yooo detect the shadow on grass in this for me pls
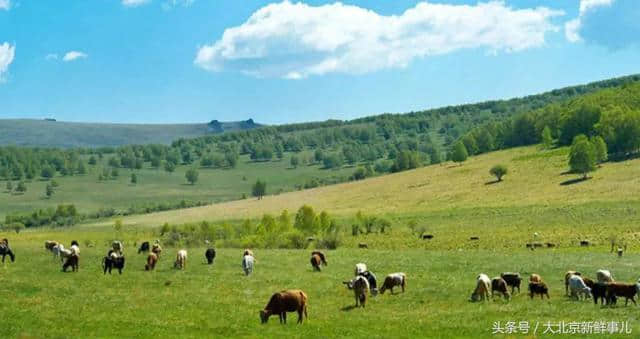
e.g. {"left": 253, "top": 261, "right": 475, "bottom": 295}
{"left": 484, "top": 180, "right": 501, "bottom": 185}
{"left": 340, "top": 305, "right": 358, "bottom": 312}
{"left": 560, "top": 177, "right": 589, "bottom": 186}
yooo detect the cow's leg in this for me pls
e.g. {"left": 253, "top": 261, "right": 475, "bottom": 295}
{"left": 297, "top": 309, "right": 303, "bottom": 324}
{"left": 282, "top": 312, "right": 287, "bottom": 324}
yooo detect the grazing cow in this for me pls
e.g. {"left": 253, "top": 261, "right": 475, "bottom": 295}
{"left": 355, "top": 263, "right": 368, "bottom": 276}
{"left": 491, "top": 277, "right": 511, "bottom": 300}
{"left": 380, "top": 273, "right": 406, "bottom": 295}
{"left": 606, "top": 282, "right": 639, "bottom": 306}
{"left": 102, "top": 250, "right": 125, "bottom": 275}
{"left": 0, "top": 238, "right": 15, "bottom": 263}
{"left": 242, "top": 254, "right": 255, "bottom": 276}
{"left": 310, "top": 251, "right": 327, "bottom": 266}
{"left": 500, "top": 272, "right": 522, "bottom": 294}
{"left": 62, "top": 254, "right": 79, "bottom": 272}
{"left": 112, "top": 241, "right": 123, "bottom": 256}
{"left": 569, "top": 275, "right": 592, "bottom": 300}
{"left": 529, "top": 274, "right": 542, "bottom": 284}
{"left": 174, "top": 250, "right": 187, "bottom": 270}
{"left": 352, "top": 275, "right": 370, "bottom": 307}
{"left": 151, "top": 242, "right": 162, "bottom": 257}
{"left": 205, "top": 248, "right": 216, "bottom": 265}
{"left": 259, "top": 290, "right": 308, "bottom": 324}
{"left": 138, "top": 241, "right": 150, "bottom": 254}
{"left": 310, "top": 254, "right": 323, "bottom": 272}
{"left": 528, "top": 282, "right": 550, "bottom": 299}
{"left": 45, "top": 240, "right": 58, "bottom": 251}
{"left": 145, "top": 252, "right": 158, "bottom": 271}
{"left": 358, "top": 243, "right": 368, "bottom": 249}
{"left": 564, "top": 271, "right": 582, "bottom": 295}
{"left": 596, "top": 269, "right": 614, "bottom": 283}
{"left": 584, "top": 278, "right": 611, "bottom": 305}
{"left": 471, "top": 274, "right": 491, "bottom": 302}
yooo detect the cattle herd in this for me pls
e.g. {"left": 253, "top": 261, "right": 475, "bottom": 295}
{"left": 1, "top": 237, "right": 638, "bottom": 326}
{"left": 471, "top": 269, "right": 640, "bottom": 306}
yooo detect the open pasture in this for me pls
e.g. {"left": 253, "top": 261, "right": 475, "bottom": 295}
{"left": 1, "top": 230, "right": 640, "bottom": 338}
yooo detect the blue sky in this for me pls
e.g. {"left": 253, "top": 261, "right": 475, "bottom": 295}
{"left": 0, "top": 0, "right": 638, "bottom": 124}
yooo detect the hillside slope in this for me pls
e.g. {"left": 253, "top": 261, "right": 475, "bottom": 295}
{"left": 101, "top": 145, "right": 640, "bottom": 227}
{"left": 0, "top": 119, "right": 260, "bottom": 147}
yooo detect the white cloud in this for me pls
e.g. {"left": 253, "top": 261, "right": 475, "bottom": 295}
{"left": 122, "top": 0, "right": 151, "bottom": 7}
{"left": 63, "top": 51, "right": 88, "bottom": 62}
{"left": 0, "top": 42, "right": 15, "bottom": 82}
{"left": 565, "top": 0, "right": 614, "bottom": 42}
{"left": 0, "top": 0, "right": 10, "bottom": 11}
{"left": 162, "top": 0, "right": 194, "bottom": 11}
{"left": 45, "top": 53, "right": 58, "bottom": 60}
{"left": 195, "top": 1, "right": 563, "bottom": 79}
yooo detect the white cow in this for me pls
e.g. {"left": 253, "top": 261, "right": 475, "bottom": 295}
{"left": 471, "top": 274, "right": 492, "bottom": 302}
{"left": 242, "top": 255, "right": 254, "bottom": 276}
{"left": 174, "top": 249, "right": 187, "bottom": 269}
{"left": 596, "top": 269, "right": 613, "bottom": 283}
{"left": 569, "top": 275, "right": 592, "bottom": 300}
{"left": 355, "top": 263, "right": 367, "bottom": 276}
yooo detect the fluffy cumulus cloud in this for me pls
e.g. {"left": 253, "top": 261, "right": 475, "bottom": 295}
{"left": 0, "top": 0, "right": 10, "bottom": 11}
{"left": 194, "top": 1, "right": 563, "bottom": 79}
{"left": 565, "top": 0, "right": 639, "bottom": 48}
{"left": 63, "top": 51, "right": 88, "bottom": 62}
{"left": 122, "top": 0, "right": 151, "bottom": 7}
{"left": 0, "top": 42, "right": 15, "bottom": 82}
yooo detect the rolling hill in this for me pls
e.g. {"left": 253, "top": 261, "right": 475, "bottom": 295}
{"left": 0, "top": 118, "right": 261, "bottom": 148}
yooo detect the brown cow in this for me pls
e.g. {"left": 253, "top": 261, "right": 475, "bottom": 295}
{"left": 492, "top": 277, "right": 511, "bottom": 300}
{"left": 529, "top": 274, "right": 542, "bottom": 283}
{"left": 310, "top": 254, "right": 323, "bottom": 272}
{"left": 529, "top": 282, "right": 550, "bottom": 299}
{"left": 606, "top": 282, "right": 638, "bottom": 306}
{"left": 260, "top": 290, "right": 308, "bottom": 324}
{"left": 310, "top": 251, "right": 327, "bottom": 266}
{"left": 380, "top": 273, "right": 406, "bottom": 295}
{"left": 145, "top": 252, "right": 158, "bottom": 271}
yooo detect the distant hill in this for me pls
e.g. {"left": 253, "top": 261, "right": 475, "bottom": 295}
{"left": 0, "top": 119, "right": 261, "bottom": 148}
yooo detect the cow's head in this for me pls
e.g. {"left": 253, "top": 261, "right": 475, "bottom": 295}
{"left": 259, "top": 310, "right": 271, "bottom": 324}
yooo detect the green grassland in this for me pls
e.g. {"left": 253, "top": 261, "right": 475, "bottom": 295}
{"left": 2, "top": 145, "right": 640, "bottom": 338}
{"left": 0, "top": 151, "right": 355, "bottom": 219}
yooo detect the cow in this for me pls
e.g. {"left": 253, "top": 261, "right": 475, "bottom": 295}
{"left": 151, "top": 242, "right": 162, "bottom": 257}
{"left": 174, "top": 250, "right": 187, "bottom": 270}
{"left": 205, "top": 248, "right": 216, "bottom": 265}
{"left": 138, "top": 241, "right": 150, "bottom": 254}
{"left": 596, "top": 270, "right": 614, "bottom": 283}
{"left": 259, "top": 289, "right": 308, "bottom": 324}
{"left": 351, "top": 275, "right": 370, "bottom": 308}
{"left": 491, "top": 277, "right": 511, "bottom": 300}
{"left": 568, "top": 275, "right": 592, "bottom": 300}
{"left": 310, "top": 253, "right": 323, "bottom": 272}
{"left": 0, "top": 238, "right": 14, "bottom": 263}
{"left": 528, "top": 282, "right": 550, "bottom": 299}
{"left": 529, "top": 273, "right": 542, "bottom": 284}
{"left": 145, "top": 252, "right": 158, "bottom": 271}
{"left": 62, "top": 254, "right": 79, "bottom": 272}
{"left": 500, "top": 272, "right": 522, "bottom": 294}
{"left": 584, "top": 278, "right": 611, "bottom": 305}
{"left": 355, "top": 263, "right": 367, "bottom": 276}
{"left": 112, "top": 241, "right": 123, "bottom": 256}
{"left": 242, "top": 254, "right": 255, "bottom": 276}
{"left": 380, "top": 273, "right": 406, "bottom": 295}
{"left": 45, "top": 240, "right": 58, "bottom": 252}
{"left": 310, "top": 251, "right": 327, "bottom": 266}
{"left": 471, "top": 274, "right": 491, "bottom": 302}
{"left": 102, "top": 250, "right": 125, "bottom": 275}
{"left": 606, "top": 282, "right": 639, "bottom": 306}
{"left": 564, "top": 271, "right": 581, "bottom": 295}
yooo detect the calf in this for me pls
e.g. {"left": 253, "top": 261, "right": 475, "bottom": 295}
{"left": 102, "top": 250, "right": 125, "bottom": 275}
{"left": 569, "top": 275, "right": 591, "bottom": 300}
{"left": 174, "top": 249, "right": 187, "bottom": 270}
{"left": 260, "top": 289, "right": 308, "bottom": 324}
{"left": 380, "top": 273, "right": 406, "bottom": 295}
{"left": 0, "top": 238, "right": 14, "bottom": 263}
{"left": 529, "top": 274, "right": 542, "bottom": 284}
{"left": 606, "top": 282, "right": 639, "bottom": 306}
{"left": 205, "top": 248, "right": 216, "bottom": 265}
{"left": 500, "top": 272, "right": 521, "bottom": 294}
{"left": 471, "top": 274, "right": 491, "bottom": 302}
{"left": 145, "top": 252, "right": 158, "bottom": 271}
{"left": 491, "top": 277, "right": 511, "bottom": 300}
{"left": 242, "top": 255, "right": 255, "bottom": 276}
{"left": 352, "top": 275, "right": 370, "bottom": 307}
{"left": 310, "top": 254, "right": 323, "bottom": 272}
{"left": 138, "top": 241, "right": 150, "bottom": 254}
{"left": 564, "top": 271, "right": 581, "bottom": 295}
{"left": 529, "top": 282, "right": 549, "bottom": 299}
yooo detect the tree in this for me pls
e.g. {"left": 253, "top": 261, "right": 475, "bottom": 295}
{"left": 110, "top": 167, "right": 119, "bottom": 178}
{"left": 164, "top": 161, "right": 176, "bottom": 173}
{"left": 131, "top": 173, "right": 138, "bottom": 184}
{"left": 5, "top": 180, "right": 12, "bottom": 192}
{"left": 185, "top": 167, "right": 199, "bottom": 185}
{"left": 51, "top": 179, "right": 59, "bottom": 187}
{"left": 489, "top": 164, "right": 508, "bottom": 182}
{"left": 290, "top": 155, "right": 299, "bottom": 168}
{"left": 225, "top": 151, "right": 238, "bottom": 168}
{"left": 541, "top": 126, "right": 553, "bottom": 149}
{"left": 15, "top": 181, "right": 27, "bottom": 193}
{"left": 252, "top": 179, "right": 267, "bottom": 199}
{"left": 352, "top": 167, "right": 366, "bottom": 180}
{"left": 591, "top": 136, "right": 608, "bottom": 164}
{"left": 462, "top": 134, "right": 479, "bottom": 155}
{"left": 451, "top": 142, "right": 468, "bottom": 164}
{"left": 45, "top": 183, "right": 54, "bottom": 198}
{"left": 76, "top": 161, "right": 87, "bottom": 175}
{"left": 294, "top": 205, "right": 318, "bottom": 235}
{"left": 569, "top": 134, "right": 596, "bottom": 179}
{"left": 88, "top": 156, "right": 97, "bottom": 165}
{"left": 8, "top": 222, "right": 25, "bottom": 234}
{"left": 41, "top": 166, "right": 55, "bottom": 180}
